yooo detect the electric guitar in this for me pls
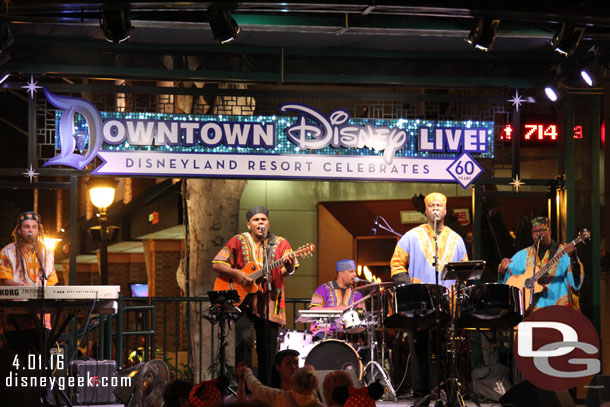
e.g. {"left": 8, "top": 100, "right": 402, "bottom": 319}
{"left": 213, "top": 243, "right": 316, "bottom": 305}
{"left": 505, "top": 229, "right": 590, "bottom": 312}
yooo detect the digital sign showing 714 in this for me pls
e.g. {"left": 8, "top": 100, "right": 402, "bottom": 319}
{"left": 500, "top": 123, "right": 583, "bottom": 142}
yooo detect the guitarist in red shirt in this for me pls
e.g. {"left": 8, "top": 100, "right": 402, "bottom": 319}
{"left": 212, "top": 206, "right": 297, "bottom": 385}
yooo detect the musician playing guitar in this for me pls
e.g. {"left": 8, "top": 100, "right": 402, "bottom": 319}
{"left": 499, "top": 217, "right": 583, "bottom": 311}
{"left": 212, "top": 206, "right": 297, "bottom": 386}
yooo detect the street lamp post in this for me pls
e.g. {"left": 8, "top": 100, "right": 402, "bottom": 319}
{"left": 87, "top": 177, "right": 118, "bottom": 285}
{"left": 87, "top": 177, "right": 117, "bottom": 360}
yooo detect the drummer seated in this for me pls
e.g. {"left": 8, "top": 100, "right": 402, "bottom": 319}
{"left": 308, "top": 260, "right": 365, "bottom": 341}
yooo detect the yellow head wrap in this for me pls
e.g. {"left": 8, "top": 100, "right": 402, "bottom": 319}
{"left": 424, "top": 192, "right": 447, "bottom": 206}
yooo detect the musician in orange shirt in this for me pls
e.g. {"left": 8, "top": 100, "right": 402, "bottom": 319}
{"left": 0, "top": 211, "right": 58, "bottom": 356}
{"left": 212, "top": 206, "right": 297, "bottom": 385}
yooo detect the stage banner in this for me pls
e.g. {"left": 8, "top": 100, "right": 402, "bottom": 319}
{"left": 44, "top": 90, "right": 494, "bottom": 188}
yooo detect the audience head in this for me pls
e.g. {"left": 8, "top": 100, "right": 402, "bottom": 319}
{"left": 270, "top": 349, "right": 300, "bottom": 389}
{"left": 163, "top": 379, "right": 193, "bottom": 407}
{"left": 291, "top": 365, "right": 319, "bottom": 395}
{"left": 189, "top": 376, "right": 229, "bottom": 407}
{"left": 322, "top": 370, "right": 354, "bottom": 406}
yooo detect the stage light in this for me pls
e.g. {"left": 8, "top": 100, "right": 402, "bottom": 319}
{"left": 578, "top": 46, "right": 609, "bottom": 87}
{"left": 549, "top": 24, "right": 585, "bottom": 57}
{"left": 100, "top": 6, "right": 132, "bottom": 44}
{"left": 544, "top": 86, "right": 559, "bottom": 102}
{"left": 0, "top": 73, "right": 9, "bottom": 85}
{"left": 208, "top": 4, "right": 240, "bottom": 44}
{"left": 580, "top": 70, "right": 594, "bottom": 86}
{"left": 43, "top": 237, "right": 62, "bottom": 252}
{"left": 465, "top": 18, "right": 500, "bottom": 52}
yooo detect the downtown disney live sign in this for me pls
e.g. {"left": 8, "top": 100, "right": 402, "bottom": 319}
{"left": 43, "top": 89, "right": 494, "bottom": 188}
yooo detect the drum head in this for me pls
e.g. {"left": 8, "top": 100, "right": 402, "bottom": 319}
{"left": 304, "top": 339, "right": 361, "bottom": 378}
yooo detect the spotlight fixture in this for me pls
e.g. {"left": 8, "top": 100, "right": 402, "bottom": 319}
{"left": 100, "top": 5, "right": 132, "bottom": 44}
{"left": 579, "top": 46, "right": 609, "bottom": 87}
{"left": 549, "top": 24, "right": 585, "bottom": 57}
{"left": 208, "top": 4, "right": 240, "bottom": 45}
{"left": 580, "top": 70, "right": 594, "bottom": 86}
{"left": 465, "top": 18, "right": 501, "bottom": 52}
{"left": 544, "top": 86, "right": 559, "bottom": 102}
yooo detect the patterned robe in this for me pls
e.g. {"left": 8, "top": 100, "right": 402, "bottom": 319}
{"left": 213, "top": 232, "right": 296, "bottom": 325}
{"left": 0, "top": 242, "right": 58, "bottom": 331}
{"left": 390, "top": 223, "right": 468, "bottom": 289}
{"left": 309, "top": 280, "right": 363, "bottom": 335}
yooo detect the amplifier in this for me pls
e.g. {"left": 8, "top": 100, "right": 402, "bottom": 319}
{"left": 70, "top": 359, "right": 117, "bottom": 404}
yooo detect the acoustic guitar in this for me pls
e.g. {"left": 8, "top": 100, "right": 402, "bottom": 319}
{"left": 213, "top": 243, "right": 316, "bottom": 305}
{"left": 505, "top": 229, "right": 590, "bottom": 312}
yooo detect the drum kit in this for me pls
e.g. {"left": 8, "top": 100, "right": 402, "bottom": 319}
{"left": 281, "top": 262, "right": 525, "bottom": 405}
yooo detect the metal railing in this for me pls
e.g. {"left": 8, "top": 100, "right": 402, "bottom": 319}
{"left": 91, "top": 296, "right": 311, "bottom": 379}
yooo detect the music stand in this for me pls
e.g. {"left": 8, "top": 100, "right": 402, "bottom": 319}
{"left": 439, "top": 260, "right": 485, "bottom": 407}
{"left": 441, "top": 261, "right": 485, "bottom": 282}
{"left": 208, "top": 290, "right": 240, "bottom": 307}
{"left": 206, "top": 290, "right": 241, "bottom": 379}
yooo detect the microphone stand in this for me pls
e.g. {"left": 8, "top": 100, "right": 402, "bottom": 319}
{"left": 32, "top": 240, "right": 49, "bottom": 357}
{"left": 372, "top": 216, "right": 403, "bottom": 238}
{"left": 433, "top": 215, "right": 449, "bottom": 406}
{"left": 262, "top": 228, "right": 272, "bottom": 385}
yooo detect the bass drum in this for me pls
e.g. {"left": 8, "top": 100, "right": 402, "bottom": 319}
{"left": 304, "top": 339, "right": 362, "bottom": 379}
{"left": 279, "top": 330, "right": 314, "bottom": 366}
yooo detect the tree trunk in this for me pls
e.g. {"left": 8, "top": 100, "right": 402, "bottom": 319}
{"left": 185, "top": 82, "right": 253, "bottom": 381}
{"left": 185, "top": 178, "right": 245, "bottom": 382}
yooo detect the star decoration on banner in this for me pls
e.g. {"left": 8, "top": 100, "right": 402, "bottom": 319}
{"left": 23, "top": 164, "right": 39, "bottom": 183}
{"left": 3, "top": 0, "right": 13, "bottom": 13}
{"left": 508, "top": 89, "right": 526, "bottom": 112}
{"left": 509, "top": 174, "right": 525, "bottom": 193}
{"left": 21, "top": 75, "right": 43, "bottom": 99}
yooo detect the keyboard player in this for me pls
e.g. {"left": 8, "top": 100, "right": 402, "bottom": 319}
{"left": 0, "top": 211, "right": 58, "bottom": 356}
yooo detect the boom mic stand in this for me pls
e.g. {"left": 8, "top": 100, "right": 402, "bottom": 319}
{"left": 371, "top": 216, "right": 403, "bottom": 238}
{"left": 33, "top": 241, "right": 74, "bottom": 407}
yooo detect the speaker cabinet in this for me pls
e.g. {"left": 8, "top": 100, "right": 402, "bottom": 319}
{"left": 499, "top": 380, "right": 574, "bottom": 407}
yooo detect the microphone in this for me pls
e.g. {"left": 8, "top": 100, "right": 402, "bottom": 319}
{"left": 27, "top": 232, "right": 33, "bottom": 239}
{"left": 353, "top": 277, "right": 370, "bottom": 284}
{"left": 259, "top": 226, "right": 266, "bottom": 236}
{"left": 370, "top": 218, "right": 378, "bottom": 235}
{"left": 432, "top": 210, "right": 440, "bottom": 219}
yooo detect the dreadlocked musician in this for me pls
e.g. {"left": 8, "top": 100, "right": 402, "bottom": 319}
{"left": 0, "top": 211, "right": 58, "bottom": 355}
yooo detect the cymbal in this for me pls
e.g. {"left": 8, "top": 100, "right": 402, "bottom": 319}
{"left": 353, "top": 281, "right": 396, "bottom": 292}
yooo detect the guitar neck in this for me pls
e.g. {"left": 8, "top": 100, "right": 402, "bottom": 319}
{"left": 533, "top": 245, "right": 567, "bottom": 282}
{"left": 250, "top": 254, "right": 290, "bottom": 281}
